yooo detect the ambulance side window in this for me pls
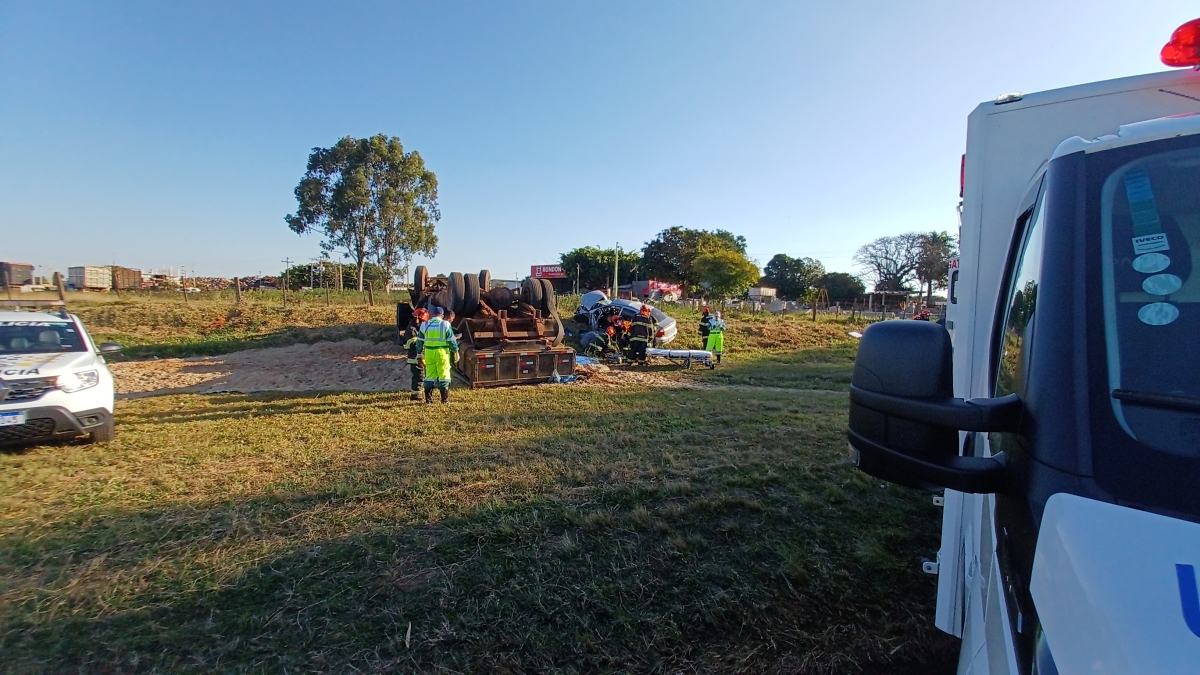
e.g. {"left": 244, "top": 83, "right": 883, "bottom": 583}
{"left": 995, "top": 194, "right": 1047, "bottom": 398}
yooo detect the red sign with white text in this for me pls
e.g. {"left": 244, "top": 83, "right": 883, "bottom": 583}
{"left": 531, "top": 265, "right": 567, "bottom": 279}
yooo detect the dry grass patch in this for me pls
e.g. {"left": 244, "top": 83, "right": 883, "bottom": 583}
{"left": 0, "top": 382, "right": 956, "bottom": 674}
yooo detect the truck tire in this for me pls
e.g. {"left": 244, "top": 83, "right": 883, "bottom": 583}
{"left": 539, "top": 278, "right": 557, "bottom": 316}
{"left": 521, "top": 278, "right": 544, "bottom": 311}
{"left": 413, "top": 266, "right": 429, "bottom": 297}
{"left": 431, "top": 289, "right": 451, "bottom": 313}
{"left": 479, "top": 269, "right": 492, "bottom": 292}
{"left": 88, "top": 418, "right": 115, "bottom": 443}
{"left": 447, "top": 272, "right": 466, "bottom": 316}
{"left": 463, "top": 273, "right": 481, "bottom": 318}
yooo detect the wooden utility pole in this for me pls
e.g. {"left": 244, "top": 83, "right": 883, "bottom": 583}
{"left": 281, "top": 258, "right": 292, "bottom": 307}
{"left": 612, "top": 243, "right": 620, "bottom": 299}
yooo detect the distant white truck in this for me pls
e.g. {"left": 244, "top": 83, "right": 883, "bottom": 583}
{"left": 0, "top": 302, "right": 121, "bottom": 445}
{"left": 68, "top": 266, "right": 111, "bottom": 291}
{"left": 847, "top": 19, "right": 1200, "bottom": 674}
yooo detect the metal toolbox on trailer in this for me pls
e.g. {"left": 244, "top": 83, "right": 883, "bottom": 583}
{"left": 458, "top": 345, "right": 575, "bottom": 388}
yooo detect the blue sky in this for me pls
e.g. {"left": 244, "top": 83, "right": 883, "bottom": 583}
{"left": 1, "top": 1, "right": 1194, "bottom": 282}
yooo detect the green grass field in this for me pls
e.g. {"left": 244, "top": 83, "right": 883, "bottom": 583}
{"left": 0, "top": 295, "right": 957, "bottom": 673}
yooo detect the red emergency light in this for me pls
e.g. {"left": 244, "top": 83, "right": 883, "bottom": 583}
{"left": 959, "top": 154, "right": 965, "bottom": 198}
{"left": 1161, "top": 18, "right": 1200, "bottom": 67}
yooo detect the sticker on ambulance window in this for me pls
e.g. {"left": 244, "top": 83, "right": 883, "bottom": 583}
{"left": 1133, "top": 233, "right": 1170, "bottom": 254}
{"left": 1138, "top": 302, "right": 1179, "bottom": 326}
{"left": 1142, "top": 274, "right": 1183, "bottom": 296}
{"left": 1132, "top": 252, "right": 1171, "bottom": 273}
{"left": 1125, "top": 169, "right": 1170, "bottom": 254}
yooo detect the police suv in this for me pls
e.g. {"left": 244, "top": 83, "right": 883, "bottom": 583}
{"left": 0, "top": 302, "right": 120, "bottom": 445}
{"left": 847, "top": 19, "right": 1200, "bottom": 675}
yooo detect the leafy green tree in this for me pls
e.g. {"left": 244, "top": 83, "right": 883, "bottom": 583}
{"left": 817, "top": 272, "right": 866, "bottom": 301}
{"left": 760, "top": 254, "right": 826, "bottom": 300}
{"left": 641, "top": 227, "right": 747, "bottom": 296}
{"left": 366, "top": 136, "right": 440, "bottom": 290}
{"left": 693, "top": 249, "right": 760, "bottom": 299}
{"left": 915, "top": 231, "right": 957, "bottom": 304}
{"left": 559, "top": 247, "right": 642, "bottom": 292}
{"left": 286, "top": 135, "right": 440, "bottom": 291}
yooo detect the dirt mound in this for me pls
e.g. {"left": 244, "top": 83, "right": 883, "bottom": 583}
{"left": 111, "top": 339, "right": 408, "bottom": 396}
{"left": 574, "top": 367, "right": 690, "bottom": 389}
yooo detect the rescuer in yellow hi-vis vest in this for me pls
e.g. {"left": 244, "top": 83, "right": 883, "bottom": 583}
{"left": 416, "top": 306, "right": 459, "bottom": 404}
{"left": 705, "top": 311, "right": 726, "bottom": 364}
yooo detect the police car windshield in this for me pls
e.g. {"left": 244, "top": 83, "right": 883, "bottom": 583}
{"left": 0, "top": 321, "right": 87, "bottom": 354}
{"left": 1100, "top": 143, "right": 1200, "bottom": 452}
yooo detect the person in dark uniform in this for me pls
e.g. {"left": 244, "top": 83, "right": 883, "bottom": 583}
{"left": 698, "top": 306, "right": 711, "bottom": 349}
{"left": 581, "top": 329, "right": 611, "bottom": 357}
{"left": 629, "top": 305, "right": 656, "bottom": 365}
{"left": 402, "top": 308, "right": 429, "bottom": 400}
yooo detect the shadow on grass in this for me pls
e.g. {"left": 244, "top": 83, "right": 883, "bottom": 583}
{"left": 117, "top": 391, "right": 412, "bottom": 426}
{"left": 1, "top": 386, "right": 956, "bottom": 674}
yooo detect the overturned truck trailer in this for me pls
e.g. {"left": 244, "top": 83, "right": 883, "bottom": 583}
{"left": 398, "top": 267, "right": 575, "bottom": 388}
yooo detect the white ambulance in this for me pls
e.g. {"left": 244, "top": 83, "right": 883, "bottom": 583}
{"left": 847, "top": 19, "right": 1200, "bottom": 674}
{"left": 0, "top": 301, "right": 120, "bottom": 445}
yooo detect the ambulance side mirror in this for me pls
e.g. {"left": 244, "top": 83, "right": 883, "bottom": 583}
{"left": 847, "top": 321, "right": 1018, "bottom": 493}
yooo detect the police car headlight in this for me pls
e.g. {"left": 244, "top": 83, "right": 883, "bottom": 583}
{"left": 57, "top": 370, "right": 99, "bottom": 393}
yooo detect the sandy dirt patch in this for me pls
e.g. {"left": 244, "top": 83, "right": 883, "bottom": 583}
{"left": 111, "top": 340, "right": 412, "bottom": 397}
{"left": 573, "top": 362, "right": 699, "bottom": 389}
{"left": 111, "top": 340, "right": 714, "bottom": 397}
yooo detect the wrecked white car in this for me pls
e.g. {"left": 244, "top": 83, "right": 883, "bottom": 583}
{"left": 572, "top": 291, "right": 678, "bottom": 346}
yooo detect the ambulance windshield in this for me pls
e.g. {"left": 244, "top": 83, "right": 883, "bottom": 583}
{"left": 1101, "top": 145, "right": 1200, "bottom": 453}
